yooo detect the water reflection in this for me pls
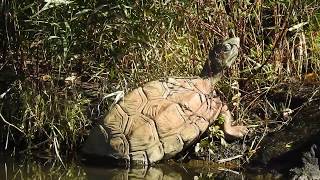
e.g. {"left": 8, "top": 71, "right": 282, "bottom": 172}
{"left": 1, "top": 155, "right": 285, "bottom": 180}
{"left": 0, "top": 155, "right": 86, "bottom": 180}
{"left": 84, "top": 165, "right": 186, "bottom": 180}
{"left": 1, "top": 155, "right": 251, "bottom": 180}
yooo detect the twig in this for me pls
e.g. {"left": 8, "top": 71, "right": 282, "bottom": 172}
{"left": 19, "top": 138, "right": 52, "bottom": 154}
{"left": 217, "top": 154, "right": 243, "bottom": 163}
{"left": 0, "top": 113, "right": 25, "bottom": 135}
{"left": 292, "top": 87, "right": 320, "bottom": 117}
{"left": 218, "top": 167, "right": 240, "bottom": 175}
{"left": 254, "top": 124, "right": 268, "bottom": 153}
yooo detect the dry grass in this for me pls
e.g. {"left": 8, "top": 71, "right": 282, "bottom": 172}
{"left": 0, "top": 0, "right": 320, "bottom": 163}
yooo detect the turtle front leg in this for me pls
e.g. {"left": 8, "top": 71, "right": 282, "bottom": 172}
{"left": 220, "top": 104, "right": 248, "bottom": 138}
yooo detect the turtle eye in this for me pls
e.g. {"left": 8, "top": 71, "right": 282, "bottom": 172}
{"left": 224, "top": 43, "right": 232, "bottom": 51}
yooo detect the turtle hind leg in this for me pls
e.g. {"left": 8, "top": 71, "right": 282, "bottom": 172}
{"left": 81, "top": 125, "right": 131, "bottom": 166}
{"left": 220, "top": 105, "right": 248, "bottom": 138}
{"left": 129, "top": 143, "right": 165, "bottom": 166}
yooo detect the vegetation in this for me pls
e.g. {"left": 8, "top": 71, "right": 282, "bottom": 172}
{"left": 1, "top": 0, "right": 320, "bottom": 164}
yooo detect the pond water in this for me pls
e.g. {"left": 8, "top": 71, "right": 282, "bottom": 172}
{"left": 0, "top": 155, "right": 274, "bottom": 180}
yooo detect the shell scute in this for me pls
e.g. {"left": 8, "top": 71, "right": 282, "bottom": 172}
{"left": 126, "top": 114, "right": 159, "bottom": 152}
{"left": 145, "top": 143, "right": 165, "bottom": 163}
{"left": 142, "top": 81, "right": 167, "bottom": 99}
{"left": 190, "top": 116, "right": 210, "bottom": 133}
{"left": 119, "top": 87, "right": 147, "bottom": 115}
{"left": 109, "top": 133, "right": 130, "bottom": 158}
{"left": 153, "top": 103, "right": 187, "bottom": 138}
{"left": 142, "top": 99, "right": 172, "bottom": 118}
{"left": 104, "top": 105, "right": 130, "bottom": 134}
{"left": 161, "top": 135, "right": 184, "bottom": 158}
{"left": 179, "top": 123, "right": 200, "bottom": 146}
{"left": 190, "top": 78, "right": 212, "bottom": 94}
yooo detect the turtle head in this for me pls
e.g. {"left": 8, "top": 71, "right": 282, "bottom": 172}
{"left": 201, "top": 37, "right": 240, "bottom": 77}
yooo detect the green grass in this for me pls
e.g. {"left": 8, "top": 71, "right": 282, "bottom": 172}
{"left": 0, "top": 0, "right": 320, "bottom": 163}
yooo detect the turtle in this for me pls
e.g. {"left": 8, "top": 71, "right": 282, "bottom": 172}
{"left": 82, "top": 37, "right": 248, "bottom": 165}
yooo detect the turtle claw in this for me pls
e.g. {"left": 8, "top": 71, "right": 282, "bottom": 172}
{"left": 224, "top": 125, "right": 248, "bottom": 138}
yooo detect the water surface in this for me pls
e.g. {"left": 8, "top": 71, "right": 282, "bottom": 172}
{"left": 1, "top": 156, "right": 263, "bottom": 180}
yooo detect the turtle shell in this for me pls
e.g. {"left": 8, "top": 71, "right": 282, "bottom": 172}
{"left": 82, "top": 37, "right": 247, "bottom": 165}
{"left": 104, "top": 77, "right": 224, "bottom": 164}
